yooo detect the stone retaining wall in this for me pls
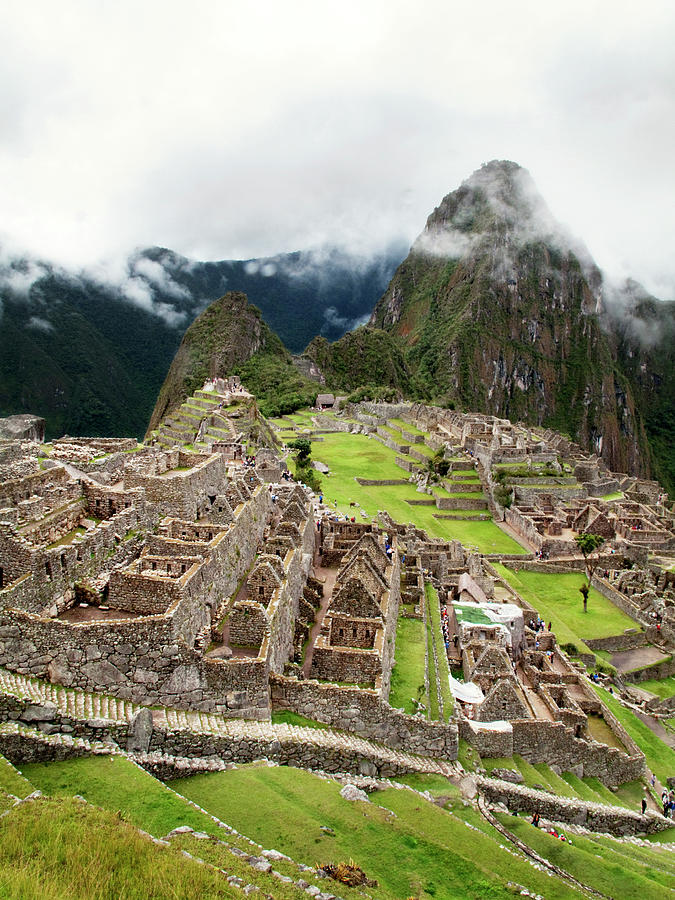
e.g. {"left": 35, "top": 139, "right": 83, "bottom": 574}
{"left": 270, "top": 674, "right": 458, "bottom": 759}
{"left": 478, "top": 776, "right": 670, "bottom": 836}
{"left": 621, "top": 655, "right": 675, "bottom": 684}
{"left": 585, "top": 633, "right": 648, "bottom": 653}
{"left": 436, "top": 497, "right": 488, "bottom": 510}
{"left": 356, "top": 478, "right": 409, "bottom": 486}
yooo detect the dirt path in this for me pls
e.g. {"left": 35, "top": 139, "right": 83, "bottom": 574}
{"left": 301, "top": 563, "right": 337, "bottom": 678}
{"left": 634, "top": 708, "right": 675, "bottom": 750}
{"left": 611, "top": 645, "right": 670, "bottom": 672}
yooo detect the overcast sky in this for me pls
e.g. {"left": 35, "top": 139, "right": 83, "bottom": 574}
{"left": 1, "top": 0, "right": 674, "bottom": 299}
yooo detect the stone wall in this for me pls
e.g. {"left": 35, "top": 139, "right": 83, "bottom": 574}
{"left": 0, "top": 506, "right": 143, "bottom": 613}
{"left": 621, "top": 655, "right": 675, "bottom": 684}
{"left": 511, "top": 717, "right": 644, "bottom": 785}
{"left": 459, "top": 717, "right": 514, "bottom": 757}
{"left": 270, "top": 674, "right": 458, "bottom": 759}
{"left": 478, "top": 776, "right": 670, "bottom": 836}
{"left": 125, "top": 453, "right": 227, "bottom": 519}
{"left": 0, "top": 485, "right": 272, "bottom": 717}
{"left": 436, "top": 497, "right": 488, "bottom": 511}
{"left": 585, "top": 632, "right": 647, "bottom": 653}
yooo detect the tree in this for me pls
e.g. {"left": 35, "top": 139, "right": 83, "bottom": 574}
{"left": 574, "top": 532, "right": 605, "bottom": 612}
{"left": 288, "top": 438, "right": 311, "bottom": 463}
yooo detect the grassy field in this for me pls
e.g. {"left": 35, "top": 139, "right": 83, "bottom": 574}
{"left": 0, "top": 796, "right": 239, "bottom": 900}
{"left": 492, "top": 565, "right": 640, "bottom": 655}
{"left": 589, "top": 683, "right": 675, "bottom": 785}
{"left": 425, "top": 582, "right": 454, "bottom": 720}
{"left": 638, "top": 674, "right": 675, "bottom": 698}
{"left": 173, "top": 764, "right": 585, "bottom": 900}
{"left": 308, "top": 432, "right": 525, "bottom": 553}
{"left": 0, "top": 753, "right": 33, "bottom": 798}
{"left": 388, "top": 615, "right": 427, "bottom": 714}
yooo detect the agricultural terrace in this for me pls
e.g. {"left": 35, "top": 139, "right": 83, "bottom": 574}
{"left": 277, "top": 423, "right": 526, "bottom": 554}
{"left": 492, "top": 565, "right": 642, "bottom": 659}
{"left": 589, "top": 684, "right": 675, "bottom": 786}
{"left": 388, "top": 584, "right": 454, "bottom": 721}
{"left": 173, "top": 764, "right": 592, "bottom": 900}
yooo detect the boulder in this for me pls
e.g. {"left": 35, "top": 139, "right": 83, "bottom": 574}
{"left": 339, "top": 784, "right": 369, "bottom": 803}
{"left": 126, "top": 708, "right": 153, "bottom": 754}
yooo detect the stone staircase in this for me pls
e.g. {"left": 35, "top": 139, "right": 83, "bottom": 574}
{"left": 155, "top": 390, "right": 230, "bottom": 450}
{"left": 0, "top": 668, "right": 458, "bottom": 779}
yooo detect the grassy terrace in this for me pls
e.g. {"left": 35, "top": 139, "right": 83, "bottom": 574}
{"left": 174, "top": 764, "right": 587, "bottom": 899}
{"left": 306, "top": 431, "right": 525, "bottom": 553}
{"left": 638, "top": 675, "right": 675, "bottom": 698}
{"left": 388, "top": 417, "right": 427, "bottom": 436}
{"left": 389, "top": 615, "right": 427, "bottom": 714}
{"left": 425, "top": 583, "right": 454, "bottom": 719}
{"left": 495, "top": 812, "right": 675, "bottom": 899}
{"left": 589, "top": 683, "right": 675, "bottom": 784}
{"left": 492, "top": 565, "right": 640, "bottom": 658}
{"left": 0, "top": 796, "right": 239, "bottom": 900}
{"left": 22, "top": 756, "right": 221, "bottom": 838}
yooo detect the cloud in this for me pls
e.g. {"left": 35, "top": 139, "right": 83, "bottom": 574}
{"left": 0, "top": 1, "right": 672, "bottom": 300}
{"left": 321, "top": 306, "right": 371, "bottom": 334}
{"left": 130, "top": 257, "right": 190, "bottom": 300}
{"left": 0, "top": 260, "right": 49, "bottom": 298}
{"left": 27, "top": 315, "right": 53, "bottom": 332}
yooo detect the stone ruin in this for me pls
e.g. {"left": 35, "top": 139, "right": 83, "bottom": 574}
{"left": 1, "top": 399, "right": 672, "bottom": 796}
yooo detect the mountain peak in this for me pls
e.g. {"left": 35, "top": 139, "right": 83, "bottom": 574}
{"left": 415, "top": 159, "right": 563, "bottom": 261}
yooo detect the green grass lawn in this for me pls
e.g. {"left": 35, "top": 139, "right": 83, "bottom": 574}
{"left": 388, "top": 417, "right": 428, "bottom": 436}
{"left": 271, "top": 710, "right": 332, "bottom": 730}
{"left": 0, "top": 754, "right": 33, "bottom": 798}
{"left": 21, "top": 755, "right": 220, "bottom": 838}
{"left": 425, "top": 583, "right": 454, "bottom": 720}
{"left": 589, "top": 684, "right": 675, "bottom": 785}
{"left": 389, "top": 616, "right": 427, "bottom": 714}
{"left": 0, "top": 797, "right": 238, "bottom": 900}
{"left": 493, "top": 566, "right": 640, "bottom": 653}
{"left": 312, "top": 432, "right": 526, "bottom": 552}
{"left": 638, "top": 675, "right": 675, "bottom": 698}
{"left": 173, "top": 764, "right": 585, "bottom": 900}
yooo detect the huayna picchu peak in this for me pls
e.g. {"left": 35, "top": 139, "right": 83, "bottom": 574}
{"left": 359, "top": 160, "right": 673, "bottom": 492}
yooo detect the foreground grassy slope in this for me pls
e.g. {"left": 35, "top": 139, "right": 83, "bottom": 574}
{"left": 0, "top": 795, "right": 238, "bottom": 900}
{"left": 22, "top": 755, "right": 220, "bottom": 838}
{"left": 496, "top": 811, "right": 675, "bottom": 900}
{"left": 174, "top": 764, "right": 583, "bottom": 900}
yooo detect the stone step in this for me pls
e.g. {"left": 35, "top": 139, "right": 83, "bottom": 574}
{"left": 0, "top": 668, "right": 458, "bottom": 778}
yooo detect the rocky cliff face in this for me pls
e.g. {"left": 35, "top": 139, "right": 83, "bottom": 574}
{"left": 369, "top": 160, "right": 672, "bottom": 483}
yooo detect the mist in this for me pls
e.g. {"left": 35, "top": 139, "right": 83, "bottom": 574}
{"left": 0, "top": 1, "right": 673, "bottom": 303}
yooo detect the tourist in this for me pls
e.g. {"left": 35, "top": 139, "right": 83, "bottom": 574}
{"left": 641, "top": 796, "right": 647, "bottom": 815}
{"left": 531, "top": 812, "right": 540, "bottom": 828}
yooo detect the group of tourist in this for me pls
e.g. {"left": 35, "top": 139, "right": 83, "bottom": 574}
{"left": 662, "top": 789, "right": 675, "bottom": 818}
{"left": 440, "top": 604, "right": 454, "bottom": 653}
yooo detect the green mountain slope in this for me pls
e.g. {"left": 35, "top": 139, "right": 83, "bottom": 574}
{"left": 367, "top": 160, "right": 672, "bottom": 484}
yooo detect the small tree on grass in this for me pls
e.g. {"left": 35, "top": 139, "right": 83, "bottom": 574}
{"left": 288, "top": 438, "right": 311, "bottom": 463}
{"left": 288, "top": 438, "right": 321, "bottom": 493}
{"left": 574, "top": 532, "right": 605, "bottom": 612}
